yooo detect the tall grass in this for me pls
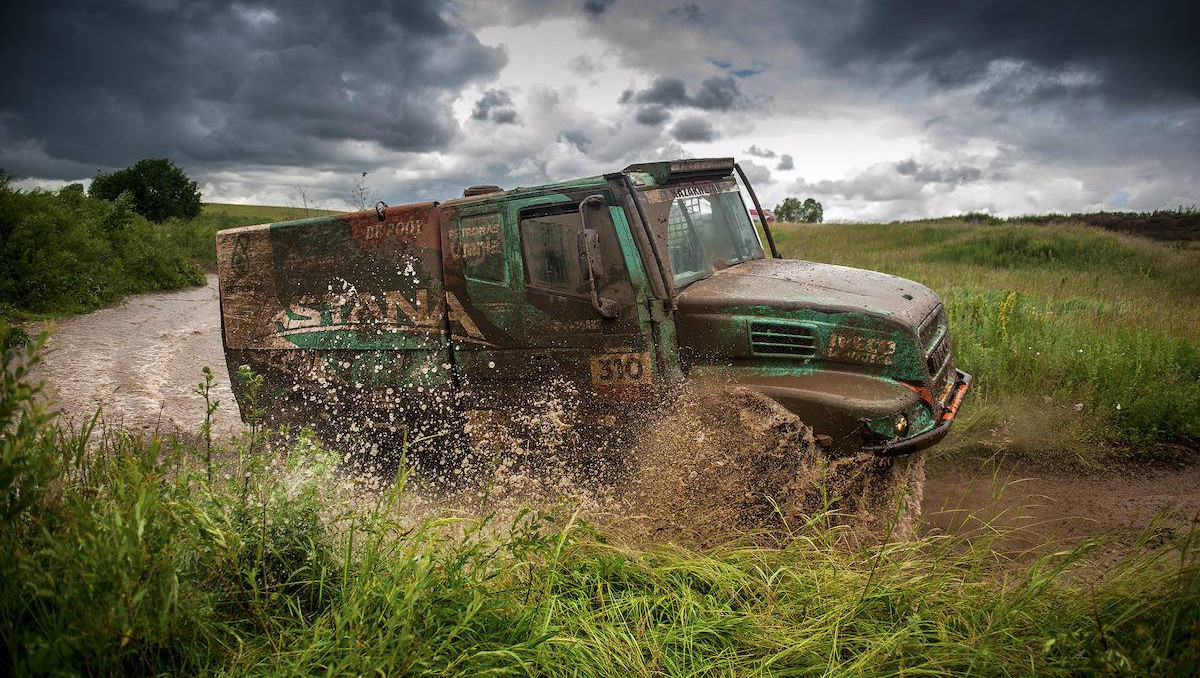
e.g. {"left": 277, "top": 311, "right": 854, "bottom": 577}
{"left": 2, "top": 341, "right": 1198, "bottom": 676}
{"left": 774, "top": 219, "right": 1200, "bottom": 460}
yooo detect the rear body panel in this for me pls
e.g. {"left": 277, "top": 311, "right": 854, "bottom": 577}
{"left": 217, "top": 204, "right": 453, "bottom": 436}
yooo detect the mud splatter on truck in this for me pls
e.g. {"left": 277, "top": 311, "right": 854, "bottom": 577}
{"left": 216, "top": 158, "right": 970, "bottom": 462}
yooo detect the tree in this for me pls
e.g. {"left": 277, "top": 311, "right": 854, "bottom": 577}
{"left": 774, "top": 196, "right": 824, "bottom": 223}
{"left": 798, "top": 197, "right": 824, "bottom": 223}
{"left": 90, "top": 158, "right": 202, "bottom": 222}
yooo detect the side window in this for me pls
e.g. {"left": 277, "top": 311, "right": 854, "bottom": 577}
{"left": 667, "top": 201, "right": 704, "bottom": 275}
{"left": 451, "top": 213, "right": 506, "bottom": 282}
{"left": 521, "top": 209, "right": 588, "bottom": 296}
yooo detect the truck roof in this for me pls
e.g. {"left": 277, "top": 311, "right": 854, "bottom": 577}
{"left": 440, "top": 157, "right": 737, "bottom": 207}
{"left": 216, "top": 158, "right": 740, "bottom": 233}
{"left": 439, "top": 173, "right": 608, "bottom": 207}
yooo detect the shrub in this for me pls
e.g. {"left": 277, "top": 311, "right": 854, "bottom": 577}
{"left": 0, "top": 180, "right": 203, "bottom": 316}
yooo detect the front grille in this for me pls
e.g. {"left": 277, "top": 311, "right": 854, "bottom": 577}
{"left": 919, "top": 305, "right": 946, "bottom": 349}
{"left": 926, "top": 333, "right": 953, "bottom": 407}
{"left": 926, "top": 334, "right": 952, "bottom": 376}
{"left": 750, "top": 321, "right": 817, "bottom": 358}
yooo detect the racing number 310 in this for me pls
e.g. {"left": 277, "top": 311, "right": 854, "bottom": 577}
{"left": 590, "top": 352, "right": 652, "bottom": 385}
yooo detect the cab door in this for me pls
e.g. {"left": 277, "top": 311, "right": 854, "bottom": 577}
{"left": 507, "top": 193, "right": 658, "bottom": 407}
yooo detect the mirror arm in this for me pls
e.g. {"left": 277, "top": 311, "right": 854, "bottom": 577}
{"left": 578, "top": 195, "right": 619, "bottom": 319}
{"left": 734, "top": 162, "right": 782, "bottom": 259}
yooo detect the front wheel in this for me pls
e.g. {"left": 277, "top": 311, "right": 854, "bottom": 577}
{"left": 626, "top": 384, "right": 925, "bottom": 546}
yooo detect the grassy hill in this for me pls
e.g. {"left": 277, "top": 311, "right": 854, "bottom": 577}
{"left": 202, "top": 202, "right": 342, "bottom": 223}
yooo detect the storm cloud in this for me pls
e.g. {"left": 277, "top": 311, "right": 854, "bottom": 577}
{"left": 635, "top": 106, "right": 671, "bottom": 127}
{"left": 1, "top": 0, "right": 1196, "bottom": 217}
{"left": 895, "top": 159, "right": 982, "bottom": 185}
{"left": 619, "top": 76, "right": 746, "bottom": 111}
{"left": 805, "top": 0, "right": 1200, "bottom": 107}
{"left": 670, "top": 117, "right": 716, "bottom": 142}
{"left": 471, "top": 89, "right": 519, "bottom": 124}
{"left": 0, "top": 0, "right": 505, "bottom": 177}
{"left": 744, "top": 145, "right": 776, "bottom": 158}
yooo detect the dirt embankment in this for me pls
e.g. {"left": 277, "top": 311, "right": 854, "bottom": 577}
{"left": 28, "top": 276, "right": 1200, "bottom": 556}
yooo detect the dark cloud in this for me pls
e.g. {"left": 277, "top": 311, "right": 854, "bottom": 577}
{"left": 635, "top": 105, "right": 671, "bottom": 126}
{"left": 790, "top": 158, "right": 987, "bottom": 204}
{"left": 671, "top": 117, "right": 716, "bottom": 142}
{"left": 690, "top": 77, "right": 742, "bottom": 110}
{"left": 621, "top": 78, "right": 688, "bottom": 107}
{"left": 744, "top": 145, "right": 776, "bottom": 158}
{"left": 619, "top": 76, "right": 745, "bottom": 111}
{"left": 811, "top": 0, "right": 1200, "bottom": 106}
{"left": 666, "top": 3, "right": 706, "bottom": 22}
{"left": 0, "top": 0, "right": 505, "bottom": 178}
{"left": 895, "top": 159, "right": 982, "bottom": 185}
{"left": 582, "top": 0, "right": 616, "bottom": 18}
{"left": 776, "top": 154, "right": 794, "bottom": 171}
{"left": 471, "top": 89, "right": 519, "bottom": 124}
{"left": 739, "top": 160, "right": 773, "bottom": 185}
{"left": 558, "top": 129, "right": 591, "bottom": 152}
{"left": 566, "top": 54, "right": 605, "bottom": 77}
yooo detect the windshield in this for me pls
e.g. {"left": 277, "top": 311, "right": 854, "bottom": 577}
{"left": 637, "top": 179, "right": 764, "bottom": 289}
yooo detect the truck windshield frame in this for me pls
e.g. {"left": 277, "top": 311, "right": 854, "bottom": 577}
{"left": 634, "top": 179, "right": 764, "bottom": 290}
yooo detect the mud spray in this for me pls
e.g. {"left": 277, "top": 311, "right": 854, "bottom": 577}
{"left": 339, "top": 381, "right": 927, "bottom": 550}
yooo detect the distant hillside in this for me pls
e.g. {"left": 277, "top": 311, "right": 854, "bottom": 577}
{"left": 947, "top": 208, "right": 1200, "bottom": 242}
{"left": 202, "top": 202, "right": 342, "bottom": 223}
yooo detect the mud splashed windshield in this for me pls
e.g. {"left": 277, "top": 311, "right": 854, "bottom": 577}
{"left": 637, "top": 179, "right": 764, "bottom": 290}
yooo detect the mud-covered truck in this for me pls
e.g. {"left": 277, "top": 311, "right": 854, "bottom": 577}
{"left": 217, "top": 158, "right": 970, "bottom": 456}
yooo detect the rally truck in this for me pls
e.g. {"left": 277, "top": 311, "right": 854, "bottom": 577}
{"left": 216, "top": 158, "right": 970, "bottom": 456}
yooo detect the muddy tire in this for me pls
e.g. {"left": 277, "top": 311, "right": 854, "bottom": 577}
{"left": 627, "top": 386, "right": 820, "bottom": 546}
{"left": 815, "top": 450, "right": 926, "bottom": 541}
{"left": 626, "top": 385, "right": 925, "bottom": 545}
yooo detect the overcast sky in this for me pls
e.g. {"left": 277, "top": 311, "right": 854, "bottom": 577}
{"left": 3, "top": 0, "right": 1198, "bottom": 220}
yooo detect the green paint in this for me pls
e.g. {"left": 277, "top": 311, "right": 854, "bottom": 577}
{"left": 692, "top": 306, "right": 924, "bottom": 383}
{"left": 612, "top": 206, "right": 682, "bottom": 381}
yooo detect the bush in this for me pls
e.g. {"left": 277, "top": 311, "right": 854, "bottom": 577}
{"left": 90, "top": 158, "right": 202, "bottom": 223}
{"left": 0, "top": 179, "right": 204, "bottom": 316}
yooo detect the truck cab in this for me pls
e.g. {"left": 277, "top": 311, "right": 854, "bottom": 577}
{"left": 217, "top": 157, "right": 969, "bottom": 456}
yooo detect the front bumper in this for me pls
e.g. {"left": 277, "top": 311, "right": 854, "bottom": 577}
{"left": 864, "top": 370, "right": 972, "bottom": 456}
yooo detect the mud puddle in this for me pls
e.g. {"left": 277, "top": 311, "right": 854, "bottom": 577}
{"left": 28, "top": 275, "right": 240, "bottom": 435}
{"left": 922, "top": 456, "right": 1200, "bottom": 565}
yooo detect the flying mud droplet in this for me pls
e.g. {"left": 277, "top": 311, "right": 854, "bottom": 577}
{"left": 334, "top": 380, "right": 927, "bottom": 550}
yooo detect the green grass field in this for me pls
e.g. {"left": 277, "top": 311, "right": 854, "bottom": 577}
{"left": 202, "top": 202, "right": 342, "bottom": 222}
{"left": 4, "top": 203, "right": 1200, "bottom": 674}
{"left": 1, "top": 341, "right": 1197, "bottom": 677}
{"left": 773, "top": 218, "right": 1200, "bottom": 464}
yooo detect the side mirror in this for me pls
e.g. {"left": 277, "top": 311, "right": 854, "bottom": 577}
{"left": 578, "top": 195, "right": 619, "bottom": 319}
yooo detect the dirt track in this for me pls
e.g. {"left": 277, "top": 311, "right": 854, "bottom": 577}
{"left": 28, "top": 277, "right": 1200, "bottom": 555}
{"left": 31, "top": 275, "right": 241, "bottom": 435}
